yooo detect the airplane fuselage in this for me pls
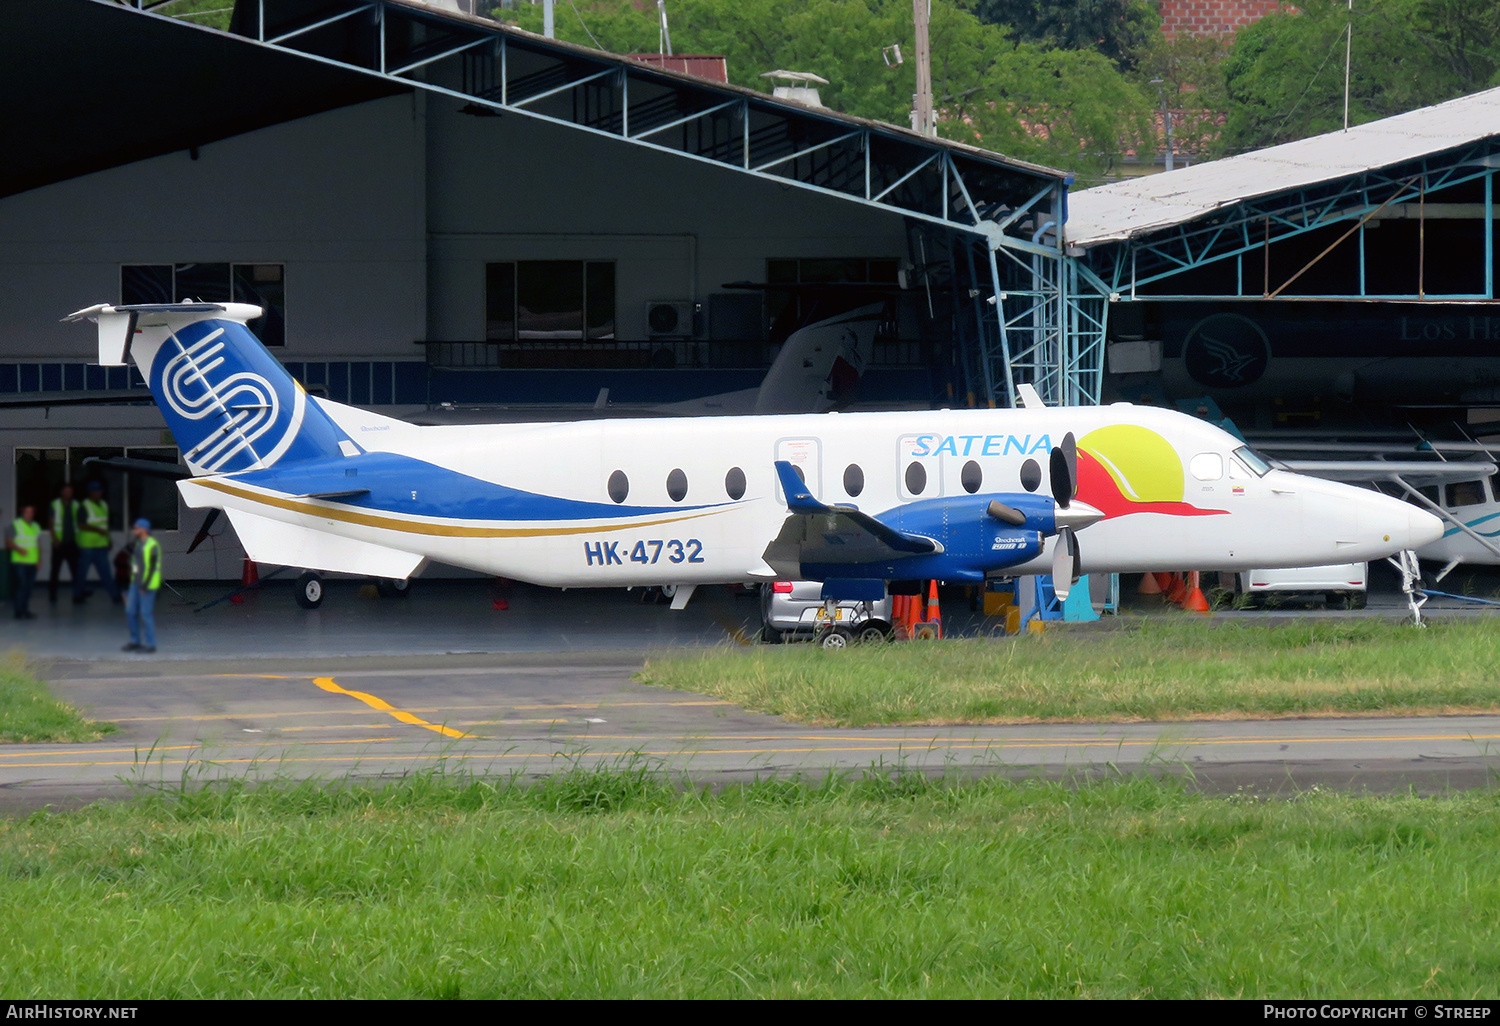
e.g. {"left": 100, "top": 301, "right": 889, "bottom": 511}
{"left": 182, "top": 401, "right": 1439, "bottom": 587}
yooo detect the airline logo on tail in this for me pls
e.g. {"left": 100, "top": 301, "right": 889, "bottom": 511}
{"left": 155, "top": 319, "right": 308, "bottom": 474}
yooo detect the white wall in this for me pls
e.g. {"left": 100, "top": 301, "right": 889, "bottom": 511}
{"left": 424, "top": 105, "right": 909, "bottom": 341}
{"left": 0, "top": 94, "right": 428, "bottom": 360}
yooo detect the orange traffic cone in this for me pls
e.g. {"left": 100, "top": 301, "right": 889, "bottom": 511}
{"left": 1184, "top": 571, "right": 1213, "bottom": 615}
{"left": 1137, "top": 572, "right": 1161, "bottom": 595}
{"left": 926, "top": 580, "right": 942, "bottom": 638}
{"left": 231, "top": 557, "right": 258, "bottom": 604}
{"left": 1155, "top": 572, "right": 1175, "bottom": 593}
{"left": 1167, "top": 573, "right": 1188, "bottom": 604}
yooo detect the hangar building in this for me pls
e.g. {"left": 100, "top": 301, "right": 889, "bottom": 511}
{"left": 2, "top": 0, "right": 1078, "bottom": 580}
{"left": 1067, "top": 88, "right": 1500, "bottom": 434}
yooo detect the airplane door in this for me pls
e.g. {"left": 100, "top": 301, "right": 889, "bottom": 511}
{"left": 775, "top": 437, "right": 822, "bottom": 501}
{"left": 897, "top": 434, "right": 942, "bottom": 501}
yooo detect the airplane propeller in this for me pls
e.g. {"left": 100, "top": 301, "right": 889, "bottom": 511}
{"left": 1048, "top": 432, "right": 1090, "bottom": 602}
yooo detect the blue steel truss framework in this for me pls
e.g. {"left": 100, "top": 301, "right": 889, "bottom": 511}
{"left": 117, "top": 0, "right": 1107, "bottom": 407}
{"left": 1083, "top": 142, "right": 1500, "bottom": 302}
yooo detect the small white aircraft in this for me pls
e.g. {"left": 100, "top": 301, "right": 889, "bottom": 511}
{"left": 413, "top": 300, "right": 886, "bottom": 424}
{"left": 1259, "top": 439, "right": 1500, "bottom": 581}
{"left": 66, "top": 302, "right": 1442, "bottom": 609}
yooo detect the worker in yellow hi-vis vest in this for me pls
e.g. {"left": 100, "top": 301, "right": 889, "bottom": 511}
{"left": 48, "top": 483, "right": 80, "bottom": 605}
{"left": 75, "top": 480, "right": 121, "bottom": 605}
{"left": 123, "top": 518, "right": 162, "bottom": 654}
{"left": 6, "top": 504, "right": 40, "bottom": 620}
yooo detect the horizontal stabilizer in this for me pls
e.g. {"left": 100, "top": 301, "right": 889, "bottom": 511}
{"left": 223, "top": 508, "right": 423, "bottom": 579}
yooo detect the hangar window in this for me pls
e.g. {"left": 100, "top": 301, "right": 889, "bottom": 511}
{"left": 14, "top": 446, "right": 181, "bottom": 532}
{"left": 764, "top": 257, "right": 899, "bottom": 343}
{"left": 843, "top": 463, "right": 864, "bottom": 497}
{"left": 607, "top": 470, "right": 629, "bottom": 503}
{"left": 725, "top": 467, "right": 746, "bottom": 500}
{"left": 121, "top": 263, "right": 285, "bottom": 347}
{"left": 666, "top": 468, "right": 688, "bottom": 502}
{"left": 960, "top": 460, "right": 983, "bottom": 494}
{"left": 1190, "top": 453, "right": 1223, "bottom": 481}
{"left": 904, "top": 461, "right": 927, "bottom": 496}
{"left": 485, "top": 261, "right": 616, "bottom": 342}
{"left": 1020, "top": 459, "right": 1041, "bottom": 492}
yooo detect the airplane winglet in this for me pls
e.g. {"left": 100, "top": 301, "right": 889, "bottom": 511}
{"left": 1016, "top": 383, "right": 1046, "bottom": 409}
{"left": 774, "top": 460, "right": 827, "bottom": 513}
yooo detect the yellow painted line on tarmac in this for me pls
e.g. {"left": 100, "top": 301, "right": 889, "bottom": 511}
{"left": 105, "top": 700, "right": 732, "bottom": 724}
{"left": 313, "top": 676, "right": 472, "bottom": 740}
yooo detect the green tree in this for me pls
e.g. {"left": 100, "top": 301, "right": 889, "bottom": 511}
{"left": 493, "top": 0, "right": 1150, "bottom": 174}
{"left": 1222, "top": 0, "right": 1500, "bottom": 153}
{"left": 963, "top": 0, "right": 1160, "bottom": 70}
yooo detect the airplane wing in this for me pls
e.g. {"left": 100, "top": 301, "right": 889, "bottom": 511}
{"left": 762, "top": 461, "right": 940, "bottom": 577}
{"left": 1282, "top": 460, "right": 1497, "bottom": 482}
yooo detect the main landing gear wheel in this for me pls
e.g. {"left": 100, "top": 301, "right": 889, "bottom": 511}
{"left": 815, "top": 625, "right": 853, "bottom": 650}
{"left": 857, "top": 620, "right": 893, "bottom": 644}
{"left": 376, "top": 577, "right": 412, "bottom": 599}
{"left": 295, "top": 571, "right": 324, "bottom": 610}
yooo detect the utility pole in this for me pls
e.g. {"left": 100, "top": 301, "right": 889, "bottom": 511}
{"left": 1343, "top": 0, "right": 1353, "bottom": 131}
{"left": 1151, "top": 77, "right": 1175, "bottom": 172}
{"left": 658, "top": 0, "right": 674, "bottom": 57}
{"left": 912, "top": 0, "right": 933, "bottom": 137}
{"left": 543, "top": 0, "right": 554, "bottom": 38}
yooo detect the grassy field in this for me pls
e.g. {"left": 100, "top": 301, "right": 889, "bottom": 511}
{"left": 2, "top": 771, "right": 1499, "bottom": 998}
{"left": 0, "top": 652, "right": 114, "bottom": 743}
{"left": 640, "top": 620, "right": 1500, "bottom": 726}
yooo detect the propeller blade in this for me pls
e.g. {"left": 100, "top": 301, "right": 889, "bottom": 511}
{"left": 986, "top": 500, "right": 1027, "bottom": 526}
{"left": 1049, "top": 432, "right": 1078, "bottom": 509}
{"left": 1052, "top": 527, "right": 1078, "bottom": 600}
{"left": 186, "top": 508, "right": 221, "bottom": 555}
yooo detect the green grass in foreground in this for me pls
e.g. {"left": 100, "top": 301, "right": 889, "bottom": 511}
{"left": 2, "top": 771, "right": 1499, "bottom": 998}
{"left": 0, "top": 652, "right": 114, "bottom": 743}
{"left": 640, "top": 620, "right": 1500, "bottom": 726}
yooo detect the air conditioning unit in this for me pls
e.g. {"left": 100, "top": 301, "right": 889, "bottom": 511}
{"left": 646, "top": 301, "right": 695, "bottom": 339}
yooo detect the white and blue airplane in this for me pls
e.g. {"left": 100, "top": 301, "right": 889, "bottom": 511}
{"left": 66, "top": 302, "right": 1443, "bottom": 610}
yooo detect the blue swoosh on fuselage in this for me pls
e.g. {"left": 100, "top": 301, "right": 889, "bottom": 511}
{"left": 230, "top": 451, "right": 724, "bottom": 521}
{"left": 1441, "top": 510, "right": 1500, "bottom": 539}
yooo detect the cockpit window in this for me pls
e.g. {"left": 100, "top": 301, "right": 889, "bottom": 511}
{"left": 1447, "top": 480, "right": 1487, "bottom": 508}
{"left": 1233, "top": 446, "right": 1273, "bottom": 477}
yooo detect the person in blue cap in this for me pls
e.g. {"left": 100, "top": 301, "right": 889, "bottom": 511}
{"left": 123, "top": 518, "right": 162, "bottom": 653}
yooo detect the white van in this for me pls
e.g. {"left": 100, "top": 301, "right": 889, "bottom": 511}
{"left": 1236, "top": 563, "right": 1368, "bottom": 609}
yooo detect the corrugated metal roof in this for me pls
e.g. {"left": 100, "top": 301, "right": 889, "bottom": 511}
{"left": 1066, "top": 86, "right": 1500, "bottom": 248}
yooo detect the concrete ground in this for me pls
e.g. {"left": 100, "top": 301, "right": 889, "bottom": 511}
{"left": 2, "top": 573, "right": 1498, "bottom": 813}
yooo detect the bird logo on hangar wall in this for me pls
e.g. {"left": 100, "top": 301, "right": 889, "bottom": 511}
{"left": 1182, "top": 312, "right": 1271, "bottom": 388}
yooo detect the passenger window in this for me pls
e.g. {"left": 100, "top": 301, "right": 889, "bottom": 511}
{"left": 607, "top": 470, "right": 629, "bottom": 504}
{"left": 1190, "top": 453, "right": 1223, "bottom": 482}
{"left": 725, "top": 467, "right": 746, "bottom": 500}
{"left": 666, "top": 468, "right": 688, "bottom": 502}
{"left": 1020, "top": 458, "right": 1041, "bottom": 492}
{"left": 843, "top": 463, "right": 864, "bottom": 498}
{"left": 960, "top": 460, "right": 982, "bottom": 494}
{"left": 1447, "top": 480, "right": 1486, "bottom": 507}
{"left": 904, "top": 461, "right": 927, "bottom": 496}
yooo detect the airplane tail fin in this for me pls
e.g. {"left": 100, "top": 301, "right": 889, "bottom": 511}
{"left": 753, "top": 302, "right": 883, "bottom": 414}
{"left": 67, "top": 303, "right": 354, "bottom": 476}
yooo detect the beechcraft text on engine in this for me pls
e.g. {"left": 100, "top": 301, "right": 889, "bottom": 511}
{"left": 65, "top": 302, "right": 1443, "bottom": 608}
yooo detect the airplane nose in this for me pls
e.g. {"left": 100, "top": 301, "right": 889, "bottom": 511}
{"left": 1407, "top": 505, "right": 1444, "bottom": 549}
